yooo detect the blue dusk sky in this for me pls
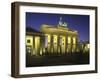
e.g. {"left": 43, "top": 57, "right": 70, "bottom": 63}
{"left": 26, "top": 12, "right": 89, "bottom": 42}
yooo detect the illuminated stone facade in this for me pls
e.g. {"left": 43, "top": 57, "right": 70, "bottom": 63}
{"left": 26, "top": 18, "right": 78, "bottom": 56}
{"left": 40, "top": 24, "right": 78, "bottom": 54}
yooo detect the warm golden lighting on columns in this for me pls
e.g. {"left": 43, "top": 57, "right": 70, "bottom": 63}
{"left": 73, "top": 37, "right": 76, "bottom": 44}
{"left": 68, "top": 36, "right": 71, "bottom": 44}
{"left": 35, "top": 36, "right": 40, "bottom": 55}
{"left": 53, "top": 35, "right": 58, "bottom": 53}
{"left": 72, "top": 37, "right": 76, "bottom": 52}
{"left": 67, "top": 36, "right": 71, "bottom": 53}
{"left": 60, "top": 36, "right": 66, "bottom": 53}
{"left": 45, "top": 34, "right": 51, "bottom": 53}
